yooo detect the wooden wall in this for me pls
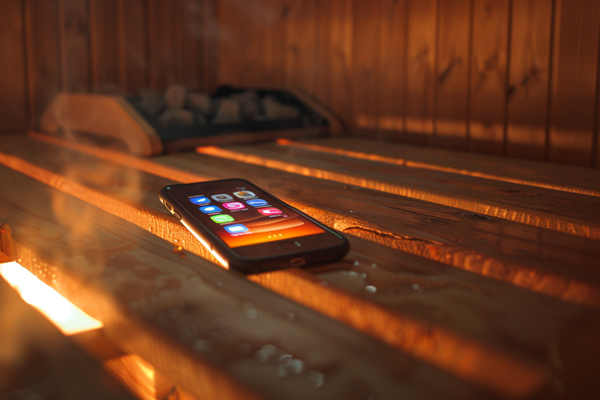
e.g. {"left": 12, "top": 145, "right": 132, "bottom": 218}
{"left": 1, "top": 0, "right": 600, "bottom": 168}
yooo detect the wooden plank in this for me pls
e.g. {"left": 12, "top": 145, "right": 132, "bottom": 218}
{"left": 202, "top": 0, "right": 219, "bottom": 93}
{"left": 119, "top": 0, "right": 147, "bottom": 94}
{"left": 24, "top": 0, "right": 61, "bottom": 129}
{"left": 548, "top": 0, "right": 600, "bottom": 166}
{"left": 147, "top": 0, "right": 180, "bottom": 90}
{"left": 89, "top": 0, "right": 121, "bottom": 94}
{"left": 350, "top": 0, "right": 381, "bottom": 138}
{"left": 505, "top": 0, "right": 552, "bottom": 161}
{"left": 0, "top": 275, "right": 137, "bottom": 400}
{"left": 283, "top": 136, "right": 600, "bottom": 199}
{"left": 23, "top": 132, "right": 600, "bottom": 306}
{"left": 180, "top": 0, "right": 206, "bottom": 91}
{"left": 199, "top": 142, "right": 600, "bottom": 241}
{"left": 469, "top": 0, "right": 510, "bottom": 155}
{"left": 0, "top": 164, "right": 488, "bottom": 400}
{"left": 0, "top": 0, "right": 27, "bottom": 133}
{"left": 434, "top": 0, "right": 471, "bottom": 150}
{"left": 59, "top": 0, "right": 90, "bottom": 92}
{"left": 215, "top": 0, "right": 245, "bottom": 86}
{"left": 283, "top": 0, "right": 317, "bottom": 94}
{"left": 405, "top": 0, "right": 437, "bottom": 146}
{"left": 6, "top": 135, "right": 600, "bottom": 397}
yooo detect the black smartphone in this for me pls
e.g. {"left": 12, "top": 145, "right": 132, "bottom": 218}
{"left": 160, "top": 178, "right": 350, "bottom": 273}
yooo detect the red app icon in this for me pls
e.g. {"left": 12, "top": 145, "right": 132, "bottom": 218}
{"left": 223, "top": 202, "right": 245, "bottom": 210}
{"left": 257, "top": 207, "right": 282, "bottom": 216}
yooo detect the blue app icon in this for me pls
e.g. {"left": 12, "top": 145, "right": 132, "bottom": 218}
{"left": 224, "top": 224, "right": 249, "bottom": 234}
{"left": 200, "top": 205, "right": 222, "bottom": 214}
{"left": 246, "top": 199, "right": 268, "bottom": 207}
{"left": 189, "top": 196, "right": 210, "bottom": 205}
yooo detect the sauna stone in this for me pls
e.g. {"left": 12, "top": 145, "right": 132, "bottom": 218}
{"left": 158, "top": 108, "right": 195, "bottom": 127}
{"left": 212, "top": 99, "right": 242, "bottom": 124}
{"left": 187, "top": 92, "right": 212, "bottom": 115}
{"left": 261, "top": 96, "right": 301, "bottom": 120}
{"left": 165, "top": 85, "right": 187, "bottom": 109}
{"left": 139, "top": 89, "right": 166, "bottom": 116}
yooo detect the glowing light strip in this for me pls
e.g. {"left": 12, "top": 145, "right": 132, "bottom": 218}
{"left": 0, "top": 261, "right": 103, "bottom": 335}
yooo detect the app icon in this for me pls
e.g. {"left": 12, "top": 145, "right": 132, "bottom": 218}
{"left": 257, "top": 207, "right": 282, "bottom": 216}
{"left": 210, "top": 214, "right": 235, "bottom": 224}
{"left": 233, "top": 191, "right": 256, "bottom": 199}
{"left": 246, "top": 199, "right": 268, "bottom": 207}
{"left": 200, "top": 205, "right": 222, "bottom": 214}
{"left": 189, "top": 196, "right": 210, "bottom": 205}
{"left": 211, "top": 194, "right": 233, "bottom": 202}
{"left": 224, "top": 224, "right": 249, "bottom": 234}
{"left": 223, "top": 202, "right": 245, "bottom": 210}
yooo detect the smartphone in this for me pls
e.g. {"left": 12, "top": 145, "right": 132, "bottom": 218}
{"left": 160, "top": 179, "right": 350, "bottom": 273}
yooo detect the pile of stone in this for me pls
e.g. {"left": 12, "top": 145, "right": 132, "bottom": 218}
{"left": 136, "top": 85, "right": 302, "bottom": 128}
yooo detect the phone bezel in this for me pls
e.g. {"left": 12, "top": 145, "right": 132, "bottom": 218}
{"left": 160, "top": 178, "right": 349, "bottom": 273}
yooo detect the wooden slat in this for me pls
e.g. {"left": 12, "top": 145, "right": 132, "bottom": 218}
{"left": 434, "top": 0, "right": 470, "bottom": 150}
{"left": 7, "top": 135, "right": 600, "bottom": 397}
{"left": 147, "top": 0, "right": 180, "bottom": 90}
{"left": 0, "top": 0, "right": 27, "bottom": 133}
{"left": 351, "top": 0, "right": 380, "bottom": 137}
{"left": 405, "top": 0, "right": 437, "bottom": 146}
{"left": 283, "top": 0, "right": 317, "bottom": 93}
{"left": 120, "top": 0, "right": 147, "bottom": 94}
{"left": 59, "top": 0, "right": 90, "bottom": 92}
{"left": 282, "top": 137, "right": 600, "bottom": 198}
{"left": 548, "top": 0, "right": 600, "bottom": 166}
{"left": 199, "top": 142, "right": 600, "bottom": 241}
{"left": 469, "top": 0, "right": 510, "bottom": 155}
{"left": 505, "top": 0, "right": 553, "bottom": 161}
{"left": 23, "top": 133, "right": 600, "bottom": 306}
{"left": 180, "top": 0, "right": 206, "bottom": 91}
{"left": 0, "top": 275, "right": 137, "bottom": 400}
{"left": 376, "top": 0, "right": 407, "bottom": 141}
{"left": 0, "top": 163, "right": 489, "bottom": 400}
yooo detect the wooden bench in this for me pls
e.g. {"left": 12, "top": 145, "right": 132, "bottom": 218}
{"left": 1, "top": 132, "right": 599, "bottom": 399}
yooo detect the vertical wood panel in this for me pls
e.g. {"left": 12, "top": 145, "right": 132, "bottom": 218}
{"left": 405, "top": 0, "right": 437, "bottom": 145}
{"left": 0, "top": 0, "right": 27, "bottom": 132}
{"left": 202, "top": 0, "right": 219, "bottom": 92}
{"left": 119, "top": 0, "right": 147, "bottom": 94}
{"left": 469, "top": 0, "right": 510, "bottom": 155}
{"left": 549, "top": 0, "right": 600, "bottom": 166}
{"left": 505, "top": 0, "right": 552, "bottom": 160}
{"left": 89, "top": 0, "right": 120, "bottom": 94}
{"left": 351, "top": 0, "right": 381, "bottom": 137}
{"left": 215, "top": 0, "right": 243, "bottom": 86}
{"left": 147, "top": 0, "right": 180, "bottom": 90}
{"left": 180, "top": 0, "right": 206, "bottom": 91}
{"left": 322, "top": 0, "right": 353, "bottom": 132}
{"left": 25, "top": 0, "right": 61, "bottom": 129}
{"left": 377, "top": 0, "right": 407, "bottom": 141}
{"left": 283, "top": 0, "right": 317, "bottom": 93}
{"left": 59, "top": 0, "right": 90, "bottom": 92}
{"left": 434, "top": 0, "right": 471, "bottom": 150}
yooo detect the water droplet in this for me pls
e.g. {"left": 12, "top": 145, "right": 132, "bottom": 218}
{"left": 412, "top": 284, "right": 420, "bottom": 291}
{"left": 279, "top": 354, "right": 292, "bottom": 365}
{"left": 285, "top": 312, "right": 295, "bottom": 321}
{"left": 354, "top": 261, "right": 359, "bottom": 266}
{"left": 360, "top": 273, "right": 367, "bottom": 279}
{"left": 290, "top": 359, "right": 305, "bottom": 375}
{"left": 148, "top": 227, "right": 152, "bottom": 232}
{"left": 246, "top": 309, "right": 258, "bottom": 319}
{"left": 192, "top": 339, "right": 211, "bottom": 352}
{"left": 308, "top": 371, "right": 325, "bottom": 388}
{"left": 209, "top": 332, "right": 222, "bottom": 342}
{"left": 216, "top": 281, "right": 223, "bottom": 287}
{"left": 371, "top": 263, "right": 377, "bottom": 268}
{"left": 366, "top": 286, "right": 377, "bottom": 294}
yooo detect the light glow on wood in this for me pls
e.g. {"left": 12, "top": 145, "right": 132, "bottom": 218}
{"left": 0, "top": 261, "right": 103, "bottom": 335}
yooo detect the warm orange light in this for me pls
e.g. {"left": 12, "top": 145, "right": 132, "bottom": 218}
{"left": 0, "top": 261, "right": 103, "bottom": 335}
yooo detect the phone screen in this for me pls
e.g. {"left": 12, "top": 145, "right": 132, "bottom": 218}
{"left": 175, "top": 183, "right": 325, "bottom": 249}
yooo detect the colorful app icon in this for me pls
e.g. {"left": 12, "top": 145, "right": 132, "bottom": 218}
{"left": 210, "top": 214, "right": 235, "bottom": 224}
{"left": 211, "top": 194, "right": 233, "bottom": 202}
{"left": 224, "top": 224, "right": 249, "bottom": 234}
{"left": 257, "top": 207, "right": 282, "bottom": 216}
{"left": 189, "top": 196, "right": 210, "bottom": 205}
{"left": 246, "top": 199, "right": 268, "bottom": 207}
{"left": 233, "top": 191, "right": 256, "bottom": 199}
{"left": 200, "top": 205, "right": 222, "bottom": 214}
{"left": 223, "top": 202, "right": 245, "bottom": 210}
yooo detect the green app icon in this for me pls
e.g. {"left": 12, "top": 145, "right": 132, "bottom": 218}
{"left": 211, "top": 214, "right": 235, "bottom": 224}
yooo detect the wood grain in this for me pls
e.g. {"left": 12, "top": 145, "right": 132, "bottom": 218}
{"left": 59, "top": 0, "right": 90, "bottom": 93}
{"left": 0, "top": 163, "right": 487, "bottom": 400}
{"left": 7, "top": 135, "right": 600, "bottom": 398}
{"left": 0, "top": 0, "right": 27, "bottom": 133}
{"left": 435, "top": 0, "right": 471, "bottom": 150}
{"left": 548, "top": 0, "right": 600, "bottom": 166}
{"left": 469, "top": 0, "right": 510, "bottom": 155}
{"left": 505, "top": 0, "right": 552, "bottom": 160}
{"left": 89, "top": 0, "right": 120, "bottom": 94}
{"left": 119, "top": 0, "right": 147, "bottom": 94}
{"left": 283, "top": 0, "right": 317, "bottom": 94}
{"left": 147, "top": 0, "right": 180, "bottom": 90}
